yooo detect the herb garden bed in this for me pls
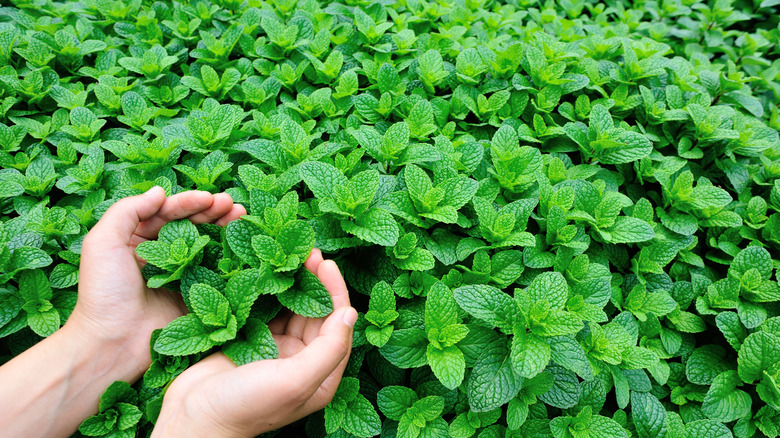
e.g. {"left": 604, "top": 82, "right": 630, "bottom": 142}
{"left": 1, "top": 0, "right": 780, "bottom": 437}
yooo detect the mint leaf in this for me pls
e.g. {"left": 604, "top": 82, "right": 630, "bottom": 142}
{"left": 453, "top": 284, "right": 519, "bottom": 333}
{"left": 223, "top": 318, "right": 278, "bottom": 366}
{"left": 300, "top": 161, "right": 348, "bottom": 200}
{"left": 702, "top": 370, "right": 752, "bottom": 423}
{"left": 738, "top": 332, "right": 780, "bottom": 384}
{"left": 154, "top": 314, "right": 214, "bottom": 356}
{"left": 380, "top": 328, "right": 428, "bottom": 369}
{"left": 340, "top": 208, "right": 399, "bottom": 246}
{"left": 468, "top": 338, "right": 522, "bottom": 412}
{"left": 601, "top": 217, "right": 655, "bottom": 243}
{"left": 277, "top": 269, "right": 334, "bottom": 318}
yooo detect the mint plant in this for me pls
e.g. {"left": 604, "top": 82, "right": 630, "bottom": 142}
{"left": 136, "top": 219, "right": 210, "bottom": 288}
{"left": 78, "top": 381, "right": 142, "bottom": 438}
{"left": 0, "top": 0, "right": 779, "bottom": 437}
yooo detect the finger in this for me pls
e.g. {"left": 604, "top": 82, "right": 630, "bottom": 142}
{"left": 284, "top": 250, "right": 328, "bottom": 339}
{"left": 133, "top": 191, "right": 215, "bottom": 240}
{"left": 194, "top": 352, "right": 237, "bottom": 371}
{"left": 317, "top": 260, "right": 351, "bottom": 309}
{"left": 272, "top": 334, "right": 306, "bottom": 358}
{"left": 131, "top": 200, "right": 244, "bottom": 258}
{"left": 302, "top": 317, "right": 325, "bottom": 345}
{"left": 305, "top": 352, "right": 352, "bottom": 411}
{"left": 288, "top": 259, "right": 349, "bottom": 342}
{"left": 283, "top": 313, "right": 310, "bottom": 341}
{"left": 85, "top": 187, "right": 166, "bottom": 250}
{"left": 186, "top": 193, "right": 234, "bottom": 224}
{"left": 268, "top": 309, "right": 293, "bottom": 335}
{"left": 303, "top": 248, "right": 324, "bottom": 274}
{"left": 262, "top": 306, "right": 356, "bottom": 397}
{"left": 128, "top": 234, "right": 148, "bottom": 249}
{"left": 214, "top": 204, "right": 247, "bottom": 227}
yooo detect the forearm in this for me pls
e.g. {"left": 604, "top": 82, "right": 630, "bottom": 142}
{"left": 0, "top": 324, "right": 148, "bottom": 438}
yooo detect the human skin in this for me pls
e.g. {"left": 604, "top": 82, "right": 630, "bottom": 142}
{"left": 0, "top": 187, "right": 356, "bottom": 438}
{"left": 150, "top": 254, "right": 357, "bottom": 437}
{"left": 0, "top": 187, "right": 246, "bottom": 438}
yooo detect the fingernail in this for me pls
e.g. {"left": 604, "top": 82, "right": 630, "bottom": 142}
{"left": 145, "top": 186, "right": 162, "bottom": 195}
{"left": 343, "top": 307, "right": 357, "bottom": 328}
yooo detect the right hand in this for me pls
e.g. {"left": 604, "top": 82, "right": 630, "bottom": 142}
{"left": 151, "top": 251, "right": 357, "bottom": 438}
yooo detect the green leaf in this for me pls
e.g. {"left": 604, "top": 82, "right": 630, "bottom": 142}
{"left": 468, "top": 339, "right": 523, "bottom": 412}
{"left": 159, "top": 219, "right": 199, "bottom": 245}
{"left": 686, "top": 345, "right": 735, "bottom": 386}
{"left": 598, "top": 130, "right": 653, "bottom": 164}
{"left": 342, "top": 395, "right": 381, "bottom": 438}
{"left": 277, "top": 269, "right": 334, "bottom": 318}
{"left": 716, "top": 312, "right": 747, "bottom": 351}
{"left": 688, "top": 185, "right": 732, "bottom": 210}
{"left": 738, "top": 331, "right": 780, "bottom": 384}
{"left": 539, "top": 365, "right": 582, "bottom": 409}
{"left": 511, "top": 332, "right": 550, "bottom": 378}
{"left": 9, "top": 247, "right": 52, "bottom": 271}
{"left": 380, "top": 328, "right": 429, "bottom": 368}
{"left": 702, "top": 370, "right": 752, "bottom": 423}
{"left": 26, "top": 307, "right": 60, "bottom": 337}
{"left": 341, "top": 208, "right": 399, "bottom": 246}
{"left": 685, "top": 420, "right": 734, "bottom": 438}
{"left": 427, "top": 344, "right": 466, "bottom": 390}
{"left": 601, "top": 217, "right": 655, "bottom": 243}
{"left": 189, "top": 283, "right": 230, "bottom": 327}
{"left": 225, "top": 268, "right": 263, "bottom": 325}
{"left": 631, "top": 392, "right": 667, "bottom": 438}
{"left": 222, "top": 319, "right": 278, "bottom": 366}
{"left": 528, "top": 272, "right": 569, "bottom": 310}
{"left": 549, "top": 335, "right": 594, "bottom": 381}
{"left": 369, "top": 281, "right": 396, "bottom": 314}
{"left": 226, "top": 220, "right": 263, "bottom": 266}
{"left": 453, "top": 284, "right": 519, "bottom": 333}
{"left": 154, "top": 314, "right": 214, "bottom": 356}
{"left": 378, "top": 386, "right": 417, "bottom": 421}
{"left": 300, "top": 160, "right": 348, "bottom": 200}
{"left": 730, "top": 246, "right": 772, "bottom": 279}
{"left": 425, "top": 282, "right": 459, "bottom": 330}
{"left": 19, "top": 270, "right": 52, "bottom": 301}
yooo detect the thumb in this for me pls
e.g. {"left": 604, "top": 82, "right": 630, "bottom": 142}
{"left": 85, "top": 187, "right": 166, "bottom": 250}
{"left": 278, "top": 306, "right": 357, "bottom": 397}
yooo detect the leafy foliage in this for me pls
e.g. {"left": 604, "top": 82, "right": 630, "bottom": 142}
{"left": 0, "top": 0, "right": 779, "bottom": 437}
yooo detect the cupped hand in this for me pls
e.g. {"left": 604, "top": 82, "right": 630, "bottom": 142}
{"left": 64, "top": 187, "right": 246, "bottom": 377}
{"left": 151, "top": 250, "right": 357, "bottom": 438}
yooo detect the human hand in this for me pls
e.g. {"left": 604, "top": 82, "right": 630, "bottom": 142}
{"left": 151, "top": 250, "right": 357, "bottom": 438}
{"left": 64, "top": 187, "right": 246, "bottom": 379}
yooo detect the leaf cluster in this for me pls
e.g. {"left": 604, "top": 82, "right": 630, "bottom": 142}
{"left": 0, "top": 0, "right": 779, "bottom": 437}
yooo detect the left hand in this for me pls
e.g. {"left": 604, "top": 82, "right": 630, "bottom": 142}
{"left": 0, "top": 188, "right": 247, "bottom": 438}
{"left": 65, "top": 187, "right": 246, "bottom": 378}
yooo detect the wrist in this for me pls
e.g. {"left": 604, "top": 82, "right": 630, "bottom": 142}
{"left": 151, "top": 394, "right": 245, "bottom": 438}
{"left": 0, "top": 323, "right": 148, "bottom": 438}
{"left": 60, "top": 316, "right": 152, "bottom": 383}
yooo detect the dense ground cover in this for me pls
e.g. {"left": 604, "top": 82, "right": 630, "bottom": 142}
{"left": 1, "top": 0, "right": 780, "bottom": 436}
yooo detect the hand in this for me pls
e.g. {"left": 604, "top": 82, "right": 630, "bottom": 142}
{"left": 151, "top": 250, "right": 357, "bottom": 438}
{"left": 65, "top": 186, "right": 246, "bottom": 379}
{"left": 0, "top": 187, "right": 247, "bottom": 438}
